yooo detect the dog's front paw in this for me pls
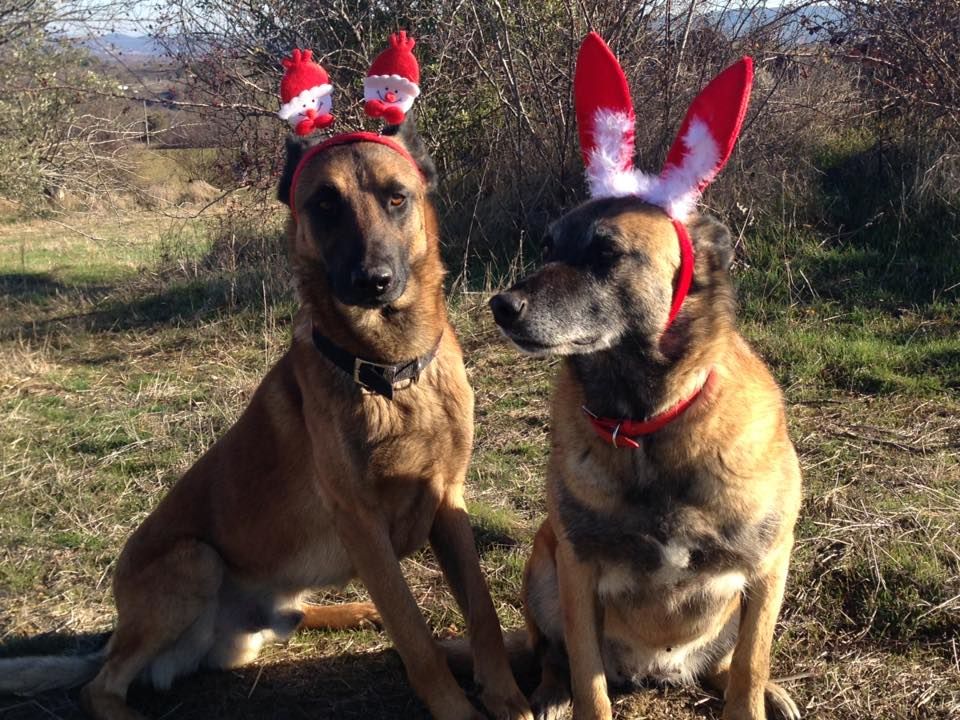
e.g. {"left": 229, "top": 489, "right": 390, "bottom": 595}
{"left": 480, "top": 681, "right": 534, "bottom": 720}
{"left": 722, "top": 700, "right": 764, "bottom": 720}
{"left": 722, "top": 681, "right": 801, "bottom": 720}
{"left": 530, "top": 678, "right": 570, "bottom": 720}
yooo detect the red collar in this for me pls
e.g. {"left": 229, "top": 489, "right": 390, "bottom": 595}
{"left": 289, "top": 131, "right": 424, "bottom": 223}
{"left": 582, "top": 369, "right": 712, "bottom": 448}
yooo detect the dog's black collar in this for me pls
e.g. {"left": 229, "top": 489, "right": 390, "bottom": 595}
{"left": 311, "top": 328, "right": 441, "bottom": 400}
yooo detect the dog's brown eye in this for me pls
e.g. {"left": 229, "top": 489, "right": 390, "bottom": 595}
{"left": 389, "top": 193, "right": 406, "bottom": 208}
{"left": 312, "top": 186, "right": 340, "bottom": 213}
{"left": 591, "top": 231, "right": 619, "bottom": 258}
{"left": 595, "top": 243, "right": 617, "bottom": 260}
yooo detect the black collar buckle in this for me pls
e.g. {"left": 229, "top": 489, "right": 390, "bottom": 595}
{"left": 353, "top": 357, "right": 408, "bottom": 398}
{"left": 312, "top": 327, "right": 440, "bottom": 400}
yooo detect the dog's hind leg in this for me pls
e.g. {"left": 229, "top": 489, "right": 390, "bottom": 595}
{"left": 298, "top": 601, "right": 381, "bottom": 630}
{"left": 523, "top": 522, "right": 571, "bottom": 720}
{"left": 528, "top": 636, "right": 571, "bottom": 720}
{"left": 81, "top": 539, "right": 223, "bottom": 720}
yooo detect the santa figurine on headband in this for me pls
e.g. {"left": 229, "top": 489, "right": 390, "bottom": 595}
{"left": 277, "top": 49, "right": 335, "bottom": 136}
{"left": 363, "top": 31, "right": 421, "bottom": 125}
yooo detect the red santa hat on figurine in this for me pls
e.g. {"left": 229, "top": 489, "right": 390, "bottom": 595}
{"left": 363, "top": 31, "right": 421, "bottom": 125}
{"left": 574, "top": 32, "right": 753, "bottom": 331}
{"left": 277, "top": 49, "right": 335, "bottom": 136}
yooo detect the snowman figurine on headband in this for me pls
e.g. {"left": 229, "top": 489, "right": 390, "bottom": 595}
{"left": 362, "top": 31, "right": 421, "bottom": 125}
{"left": 277, "top": 32, "right": 421, "bottom": 137}
{"left": 277, "top": 49, "right": 335, "bottom": 137}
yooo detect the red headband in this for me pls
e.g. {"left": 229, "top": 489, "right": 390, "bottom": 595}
{"left": 288, "top": 131, "right": 425, "bottom": 222}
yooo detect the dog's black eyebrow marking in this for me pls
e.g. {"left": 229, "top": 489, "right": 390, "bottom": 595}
{"left": 313, "top": 183, "right": 340, "bottom": 196}
{"left": 305, "top": 184, "right": 342, "bottom": 209}
{"left": 383, "top": 180, "right": 410, "bottom": 196}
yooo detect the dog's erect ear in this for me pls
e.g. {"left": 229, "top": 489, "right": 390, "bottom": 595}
{"left": 690, "top": 215, "right": 734, "bottom": 272}
{"left": 278, "top": 135, "right": 311, "bottom": 206}
{"left": 383, "top": 109, "right": 437, "bottom": 192}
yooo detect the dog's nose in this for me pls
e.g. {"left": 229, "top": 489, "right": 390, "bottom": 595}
{"left": 489, "top": 292, "right": 527, "bottom": 328}
{"left": 352, "top": 265, "right": 395, "bottom": 298}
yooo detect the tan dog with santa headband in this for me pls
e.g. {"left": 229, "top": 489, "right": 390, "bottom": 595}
{"left": 0, "top": 37, "right": 531, "bottom": 720}
{"left": 490, "top": 34, "right": 802, "bottom": 720}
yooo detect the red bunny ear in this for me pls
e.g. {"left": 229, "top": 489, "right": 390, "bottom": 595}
{"left": 575, "top": 32, "right": 645, "bottom": 198}
{"left": 649, "top": 57, "right": 753, "bottom": 219}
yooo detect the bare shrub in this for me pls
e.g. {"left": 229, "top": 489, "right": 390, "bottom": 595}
{"left": 153, "top": 2, "right": 857, "bottom": 279}
{"left": 826, "top": 0, "right": 959, "bottom": 129}
{"left": 145, "top": 1, "right": 958, "bottom": 288}
{"left": 0, "top": 0, "right": 150, "bottom": 214}
{"left": 150, "top": 194, "right": 291, "bottom": 312}
{"left": 816, "top": 0, "right": 960, "bottom": 215}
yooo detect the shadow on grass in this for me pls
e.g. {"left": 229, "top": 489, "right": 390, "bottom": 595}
{"left": 2, "top": 223, "right": 294, "bottom": 341}
{"left": 814, "top": 147, "right": 959, "bottom": 309}
{"left": 0, "top": 639, "right": 430, "bottom": 720}
{"left": 0, "top": 628, "right": 538, "bottom": 720}
{"left": 83, "top": 277, "right": 249, "bottom": 330}
{"left": 471, "top": 524, "right": 520, "bottom": 552}
{"left": 0, "top": 631, "right": 111, "bottom": 660}
{"left": 1, "top": 271, "right": 293, "bottom": 342}
{"left": 739, "top": 142, "right": 959, "bottom": 323}
{"left": 0, "top": 631, "right": 724, "bottom": 720}
{"left": 0, "top": 272, "right": 112, "bottom": 302}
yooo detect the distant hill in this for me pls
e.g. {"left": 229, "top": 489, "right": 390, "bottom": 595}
{"left": 708, "top": 3, "right": 843, "bottom": 41}
{"left": 79, "top": 5, "right": 842, "bottom": 63}
{"left": 83, "top": 33, "right": 165, "bottom": 58}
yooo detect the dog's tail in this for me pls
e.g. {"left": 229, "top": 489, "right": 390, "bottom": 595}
{"left": 0, "top": 646, "right": 107, "bottom": 696}
{"left": 442, "top": 629, "right": 538, "bottom": 681}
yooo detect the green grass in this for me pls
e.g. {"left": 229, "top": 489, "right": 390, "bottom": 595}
{"left": 731, "top": 135, "right": 960, "bottom": 402}
{"left": 0, "top": 212, "right": 211, "bottom": 283}
{"left": 0, "top": 191, "right": 958, "bottom": 720}
{"left": 735, "top": 222, "right": 959, "bottom": 393}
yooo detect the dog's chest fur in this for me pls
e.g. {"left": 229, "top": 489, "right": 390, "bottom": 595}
{"left": 338, "top": 362, "right": 473, "bottom": 556}
{"left": 558, "top": 443, "right": 779, "bottom": 603}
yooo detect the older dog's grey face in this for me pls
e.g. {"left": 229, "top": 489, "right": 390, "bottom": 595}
{"left": 490, "top": 197, "right": 681, "bottom": 356}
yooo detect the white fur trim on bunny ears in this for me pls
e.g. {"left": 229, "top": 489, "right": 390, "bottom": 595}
{"left": 585, "top": 110, "right": 653, "bottom": 199}
{"left": 584, "top": 113, "right": 723, "bottom": 221}
{"left": 574, "top": 31, "right": 752, "bottom": 221}
{"left": 641, "top": 119, "right": 720, "bottom": 220}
